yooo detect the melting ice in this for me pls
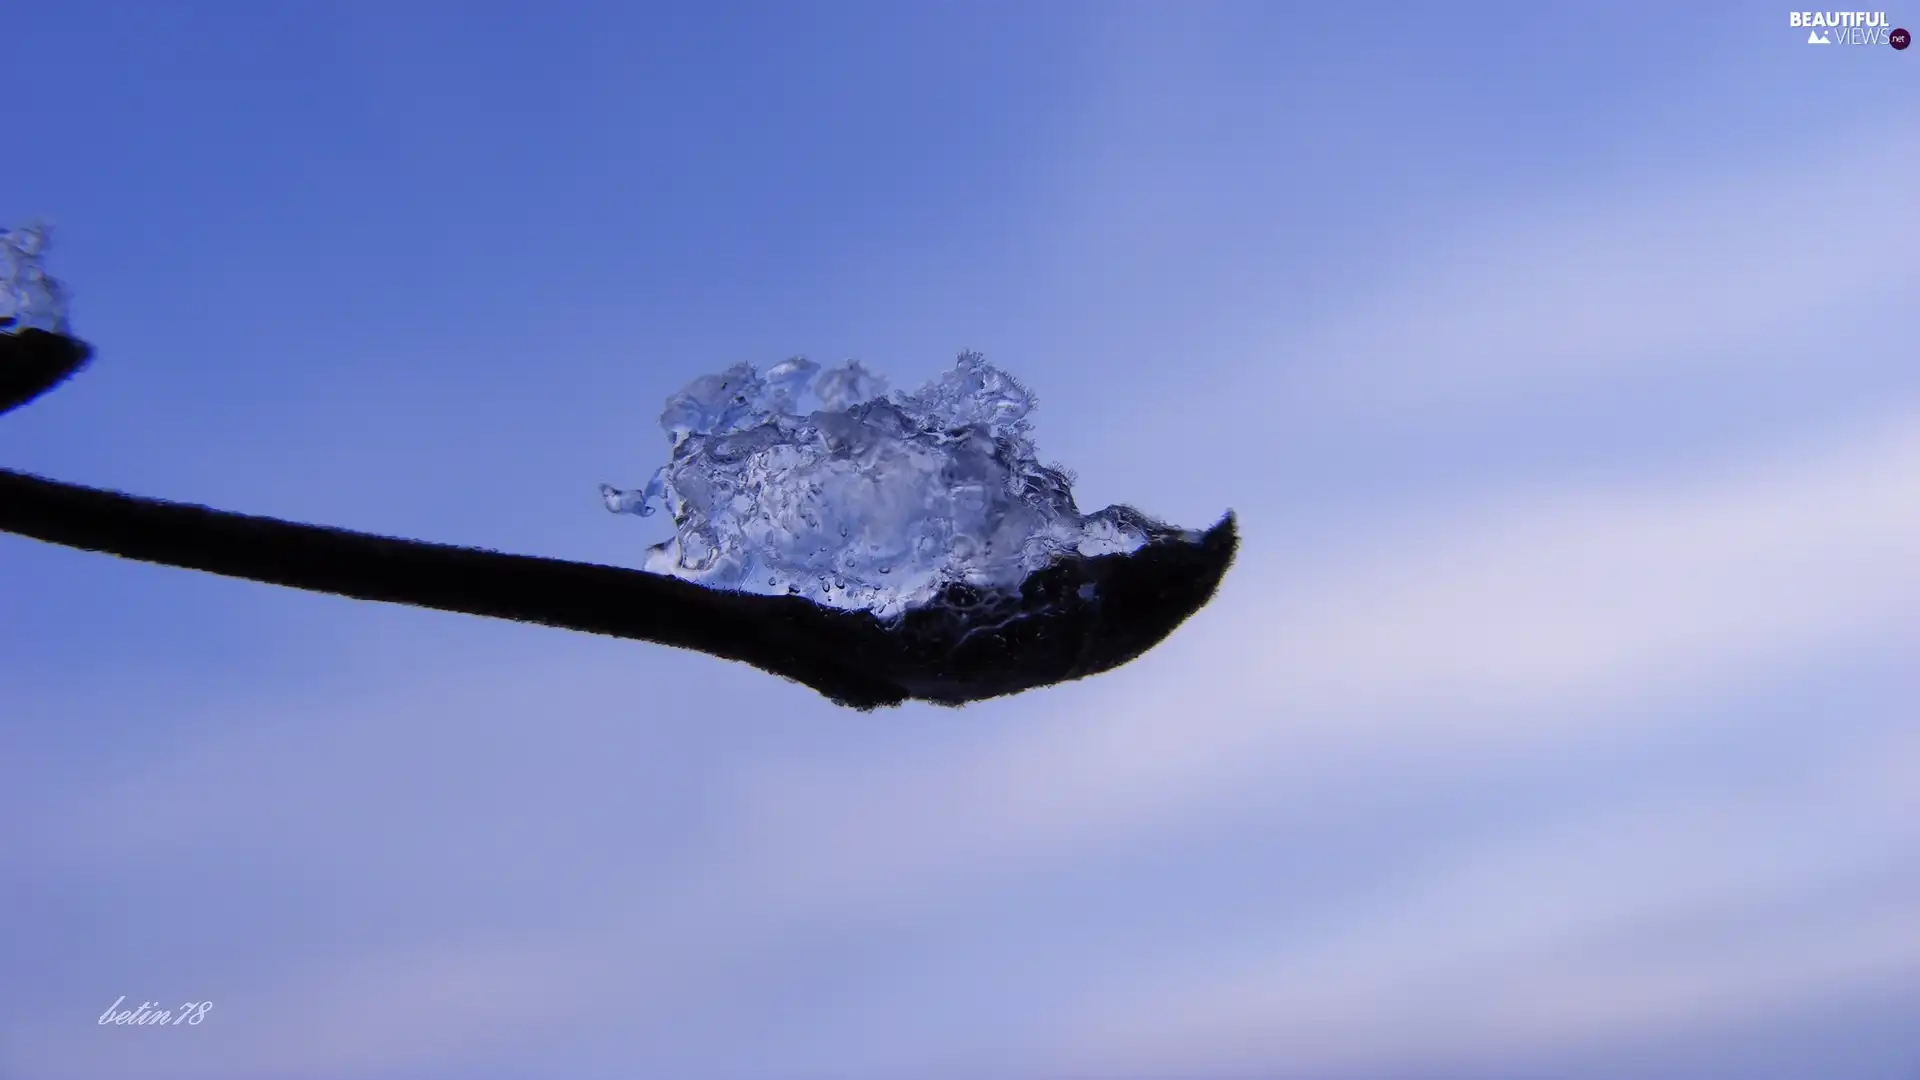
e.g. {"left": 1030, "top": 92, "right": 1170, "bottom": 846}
{"left": 602, "top": 352, "right": 1189, "bottom": 619}
{"left": 0, "top": 223, "right": 71, "bottom": 335}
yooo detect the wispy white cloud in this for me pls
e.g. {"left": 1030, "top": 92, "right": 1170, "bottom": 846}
{"left": 1045, "top": 723, "right": 1920, "bottom": 1078}
{"left": 1275, "top": 133, "right": 1919, "bottom": 416}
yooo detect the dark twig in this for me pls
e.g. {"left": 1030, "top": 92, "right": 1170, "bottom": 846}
{"left": 0, "top": 331, "right": 1235, "bottom": 708}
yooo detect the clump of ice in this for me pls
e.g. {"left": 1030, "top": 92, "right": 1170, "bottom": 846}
{"left": 602, "top": 352, "right": 1183, "bottom": 619}
{"left": 0, "top": 222, "right": 71, "bottom": 335}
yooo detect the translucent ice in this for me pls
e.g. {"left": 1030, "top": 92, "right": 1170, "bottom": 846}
{"left": 0, "top": 223, "right": 71, "bottom": 335}
{"left": 603, "top": 352, "right": 1192, "bottom": 619}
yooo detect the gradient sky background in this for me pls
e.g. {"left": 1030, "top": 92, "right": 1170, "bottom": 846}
{"left": 3, "top": 3, "right": 1916, "bottom": 1078}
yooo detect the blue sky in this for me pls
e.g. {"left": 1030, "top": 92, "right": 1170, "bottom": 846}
{"left": 3, "top": 3, "right": 1916, "bottom": 1078}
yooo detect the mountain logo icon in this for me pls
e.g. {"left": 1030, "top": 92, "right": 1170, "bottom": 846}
{"left": 1808, "top": 28, "right": 1832, "bottom": 43}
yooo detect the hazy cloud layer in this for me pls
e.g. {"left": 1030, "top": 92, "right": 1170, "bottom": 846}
{"left": 3, "top": 7, "right": 1915, "bottom": 1080}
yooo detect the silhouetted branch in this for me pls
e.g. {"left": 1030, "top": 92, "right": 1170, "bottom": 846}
{"left": 0, "top": 327, "right": 91, "bottom": 416}
{"left": 0, "top": 331, "right": 1234, "bottom": 708}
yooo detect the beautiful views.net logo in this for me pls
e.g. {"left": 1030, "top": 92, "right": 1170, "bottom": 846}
{"left": 1789, "top": 10, "right": 1909, "bottom": 46}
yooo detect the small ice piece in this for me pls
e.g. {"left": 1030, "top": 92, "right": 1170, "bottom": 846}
{"left": 0, "top": 222, "right": 71, "bottom": 336}
{"left": 603, "top": 351, "right": 1191, "bottom": 620}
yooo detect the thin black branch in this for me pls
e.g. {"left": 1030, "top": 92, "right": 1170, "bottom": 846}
{"left": 1, "top": 331, "right": 1234, "bottom": 709}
